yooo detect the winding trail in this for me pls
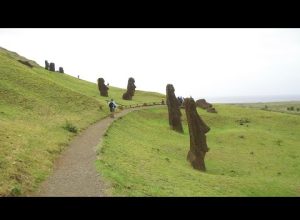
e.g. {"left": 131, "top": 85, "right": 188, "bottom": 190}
{"left": 34, "top": 105, "right": 163, "bottom": 196}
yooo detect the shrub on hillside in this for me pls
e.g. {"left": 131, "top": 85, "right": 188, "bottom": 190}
{"left": 63, "top": 120, "right": 78, "bottom": 133}
{"left": 236, "top": 118, "right": 250, "bottom": 125}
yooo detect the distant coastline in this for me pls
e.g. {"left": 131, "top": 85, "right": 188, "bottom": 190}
{"left": 203, "top": 95, "right": 300, "bottom": 104}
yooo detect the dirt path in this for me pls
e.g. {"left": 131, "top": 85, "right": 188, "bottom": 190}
{"left": 33, "top": 105, "right": 163, "bottom": 196}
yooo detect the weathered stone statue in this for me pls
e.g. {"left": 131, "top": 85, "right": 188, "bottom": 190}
{"left": 196, "top": 99, "right": 212, "bottom": 109}
{"left": 49, "top": 62, "right": 55, "bottom": 72}
{"left": 184, "top": 98, "right": 210, "bottom": 171}
{"left": 122, "top": 77, "right": 136, "bottom": 100}
{"left": 196, "top": 99, "right": 217, "bottom": 113}
{"left": 45, "top": 60, "right": 49, "bottom": 70}
{"left": 97, "top": 78, "right": 109, "bottom": 97}
{"left": 166, "top": 84, "right": 183, "bottom": 133}
{"left": 59, "top": 67, "right": 64, "bottom": 73}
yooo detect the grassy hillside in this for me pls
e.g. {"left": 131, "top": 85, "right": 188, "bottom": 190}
{"left": 96, "top": 105, "right": 300, "bottom": 196}
{"left": 0, "top": 47, "right": 164, "bottom": 196}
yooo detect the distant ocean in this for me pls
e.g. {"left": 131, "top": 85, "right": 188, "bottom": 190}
{"left": 201, "top": 95, "right": 300, "bottom": 104}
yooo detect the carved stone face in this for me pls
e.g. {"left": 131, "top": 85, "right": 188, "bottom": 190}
{"left": 128, "top": 77, "right": 135, "bottom": 84}
{"left": 98, "top": 78, "right": 105, "bottom": 84}
{"left": 49, "top": 63, "right": 55, "bottom": 71}
{"left": 166, "top": 84, "right": 175, "bottom": 94}
{"left": 128, "top": 77, "right": 136, "bottom": 90}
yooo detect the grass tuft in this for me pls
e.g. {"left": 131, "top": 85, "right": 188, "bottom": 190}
{"left": 63, "top": 121, "right": 78, "bottom": 133}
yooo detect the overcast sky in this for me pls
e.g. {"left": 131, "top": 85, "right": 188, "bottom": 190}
{"left": 1, "top": 28, "right": 300, "bottom": 101}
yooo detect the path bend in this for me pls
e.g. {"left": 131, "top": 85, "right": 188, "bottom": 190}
{"left": 34, "top": 105, "right": 163, "bottom": 196}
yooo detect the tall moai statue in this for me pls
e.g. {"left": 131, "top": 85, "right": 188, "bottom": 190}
{"left": 97, "top": 78, "right": 109, "bottom": 97}
{"left": 49, "top": 62, "right": 55, "bottom": 72}
{"left": 166, "top": 84, "right": 183, "bottom": 133}
{"left": 59, "top": 67, "right": 64, "bottom": 73}
{"left": 122, "top": 77, "right": 136, "bottom": 100}
{"left": 45, "top": 60, "right": 49, "bottom": 70}
{"left": 184, "top": 98, "right": 210, "bottom": 171}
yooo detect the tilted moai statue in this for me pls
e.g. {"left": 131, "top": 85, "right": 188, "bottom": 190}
{"left": 45, "top": 60, "right": 49, "bottom": 70}
{"left": 166, "top": 84, "right": 183, "bottom": 133}
{"left": 122, "top": 77, "right": 136, "bottom": 100}
{"left": 97, "top": 78, "right": 109, "bottom": 97}
{"left": 49, "top": 62, "right": 55, "bottom": 72}
{"left": 184, "top": 98, "right": 210, "bottom": 171}
{"left": 59, "top": 67, "right": 64, "bottom": 73}
{"left": 196, "top": 99, "right": 217, "bottom": 113}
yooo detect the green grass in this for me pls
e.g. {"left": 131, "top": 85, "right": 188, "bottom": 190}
{"left": 233, "top": 101, "right": 300, "bottom": 115}
{"left": 96, "top": 104, "right": 300, "bottom": 196}
{"left": 0, "top": 47, "right": 164, "bottom": 196}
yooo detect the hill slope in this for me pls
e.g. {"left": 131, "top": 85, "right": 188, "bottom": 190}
{"left": 97, "top": 105, "right": 300, "bottom": 196}
{"left": 0, "top": 47, "right": 164, "bottom": 196}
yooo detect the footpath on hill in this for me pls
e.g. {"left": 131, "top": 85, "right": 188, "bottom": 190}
{"left": 33, "top": 105, "right": 164, "bottom": 196}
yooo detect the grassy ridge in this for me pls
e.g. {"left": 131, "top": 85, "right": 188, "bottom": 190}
{"left": 96, "top": 105, "right": 300, "bottom": 196}
{"left": 0, "top": 47, "right": 164, "bottom": 196}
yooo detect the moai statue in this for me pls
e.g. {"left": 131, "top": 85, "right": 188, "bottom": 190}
{"left": 49, "top": 62, "right": 55, "bottom": 72}
{"left": 59, "top": 67, "right": 64, "bottom": 73}
{"left": 45, "top": 60, "right": 49, "bottom": 70}
{"left": 184, "top": 98, "right": 210, "bottom": 171}
{"left": 196, "top": 99, "right": 212, "bottom": 109}
{"left": 122, "top": 77, "right": 136, "bottom": 100}
{"left": 196, "top": 99, "right": 217, "bottom": 113}
{"left": 166, "top": 84, "right": 183, "bottom": 133}
{"left": 97, "top": 78, "right": 109, "bottom": 97}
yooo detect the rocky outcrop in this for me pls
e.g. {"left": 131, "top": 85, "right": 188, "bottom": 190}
{"left": 184, "top": 98, "right": 210, "bottom": 171}
{"left": 166, "top": 84, "right": 183, "bottom": 133}
{"left": 18, "top": 60, "right": 33, "bottom": 68}
{"left": 122, "top": 77, "right": 136, "bottom": 100}
{"left": 97, "top": 78, "right": 109, "bottom": 97}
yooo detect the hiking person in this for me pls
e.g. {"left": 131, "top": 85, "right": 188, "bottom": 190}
{"left": 108, "top": 99, "right": 117, "bottom": 118}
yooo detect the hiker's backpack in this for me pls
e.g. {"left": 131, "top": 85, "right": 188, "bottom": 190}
{"left": 109, "top": 102, "right": 115, "bottom": 109}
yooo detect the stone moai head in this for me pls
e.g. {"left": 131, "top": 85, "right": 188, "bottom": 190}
{"left": 128, "top": 77, "right": 136, "bottom": 96}
{"left": 166, "top": 84, "right": 181, "bottom": 108}
{"left": 98, "top": 78, "right": 105, "bottom": 86}
{"left": 122, "top": 77, "right": 136, "bottom": 100}
{"left": 184, "top": 97, "right": 210, "bottom": 171}
{"left": 166, "top": 84, "right": 175, "bottom": 94}
{"left": 49, "top": 62, "right": 55, "bottom": 72}
{"left": 59, "top": 67, "right": 64, "bottom": 73}
{"left": 45, "top": 60, "right": 49, "bottom": 70}
{"left": 97, "top": 77, "right": 109, "bottom": 97}
{"left": 166, "top": 84, "right": 183, "bottom": 133}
